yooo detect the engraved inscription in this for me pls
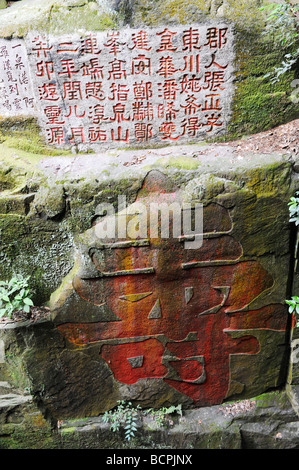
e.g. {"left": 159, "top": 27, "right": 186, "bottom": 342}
{"left": 26, "top": 25, "right": 234, "bottom": 150}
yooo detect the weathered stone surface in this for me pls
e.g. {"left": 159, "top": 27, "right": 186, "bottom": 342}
{"left": 2, "top": 387, "right": 299, "bottom": 449}
{"left": 0, "top": 38, "right": 35, "bottom": 117}
{"left": 44, "top": 150, "right": 292, "bottom": 414}
{"left": 0, "top": 0, "right": 297, "bottom": 146}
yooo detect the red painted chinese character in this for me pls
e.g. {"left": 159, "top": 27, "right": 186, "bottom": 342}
{"left": 132, "top": 101, "right": 154, "bottom": 121}
{"left": 181, "top": 94, "right": 201, "bottom": 115}
{"left": 205, "top": 53, "right": 228, "bottom": 70}
{"left": 39, "top": 83, "right": 60, "bottom": 101}
{"left": 181, "top": 117, "right": 202, "bottom": 136}
{"left": 205, "top": 27, "right": 228, "bottom": 49}
{"left": 81, "top": 58, "right": 104, "bottom": 80}
{"left": 111, "top": 127, "right": 129, "bottom": 142}
{"left": 81, "top": 34, "right": 101, "bottom": 55}
{"left": 132, "top": 55, "right": 151, "bottom": 76}
{"left": 182, "top": 27, "right": 201, "bottom": 52}
{"left": 57, "top": 42, "right": 79, "bottom": 54}
{"left": 88, "top": 104, "right": 106, "bottom": 124}
{"left": 158, "top": 79, "right": 178, "bottom": 100}
{"left": 59, "top": 59, "right": 78, "bottom": 79}
{"left": 104, "top": 32, "right": 124, "bottom": 56}
{"left": 36, "top": 61, "right": 54, "bottom": 80}
{"left": 65, "top": 105, "right": 85, "bottom": 118}
{"left": 180, "top": 54, "right": 200, "bottom": 73}
{"left": 203, "top": 71, "right": 226, "bottom": 92}
{"left": 108, "top": 58, "right": 127, "bottom": 80}
{"left": 159, "top": 121, "right": 180, "bottom": 141}
{"left": 70, "top": 127, "right": 85, "bottom": 144}
{"left": 31, "top": 36, "right": 52, "bottom": 58}
{"left": 109, "top": 83, "right": 129, "bottom": 102}
{"left": 47, "top": 127, "right": 65, "bottom": 145}
{"left": 156, "top": 28, "right": 177, "bottom": 52}
{"left": 63, "top": 81, "right": 82, "bottom": 100}
{"left": 88, "top": 127, "right": 107, "bottom": 142}
{"left": 202, "top": 94, "right": 222, "bottom": 111}
{"left": 85, "top": 82, "right": 105, "bottom": 101}
{"left": 44, "top": 105, "right": 64, "bottom": 124}
{"left": 131, "top": 31, "right": 152, "bottom": 51}
{"left": 110, "top": 103, "right": 130, "bottom": 123}
{"left": 157, "top": 56, "right": 177, "bottom": 78}
{"left": 180, "top": 75, "right": 202, "bottom": 94}
{"left": 203, "top": 113, "right": 223, "bottom": 132}
{"left": 133, "top": 81, "right": 152, "bottom": 101}
{"left": 134, "top": 122, "right": 153, "bottom": 142}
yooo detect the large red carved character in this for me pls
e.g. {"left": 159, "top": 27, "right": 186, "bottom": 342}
{"left": 57, "top": 172, "right": 288, "bottom": 406}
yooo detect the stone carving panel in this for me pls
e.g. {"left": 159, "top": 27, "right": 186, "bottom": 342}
{"left": 26, "top": 24, "right": 234, "bottom": 150}
{"left": 52, "top": 172, "right": 289, "bottom": 407}
{"left": 0, "top": 38, "right": 35, "bottom": 116}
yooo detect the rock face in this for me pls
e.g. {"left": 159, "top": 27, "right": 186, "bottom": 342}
{"left": 0, "top": 146, "right": 294, "bottom": 420}
{"left": 0, "top": 0, "right": 298, "bottom": 443}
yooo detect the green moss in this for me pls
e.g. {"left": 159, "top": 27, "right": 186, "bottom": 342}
{"left": 150, "top": 156, "right": 200, "bottom": 170}
{"left": 227, "top": 31, "right": 299, "bottom": 139}
{"left": 49, "top": 2, "right": 118, "bottom": 35}
{"left": 0, "top": 214, "right": 73, "bottom": 304}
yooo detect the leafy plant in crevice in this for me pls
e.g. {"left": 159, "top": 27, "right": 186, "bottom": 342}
{"left": 286, "top": 192, "right": 299, "bottom": 327}
{"left": 102, "top": 401, "right": 183, "bottom": 441}
{"left": 144, "top": 404, "right": 183, "bottom": 427}
{"left": 0, "top": 275, "right": 34, "bottom": 319}
{"left": 261, "top": 2, "right": 299, "bottom": 82}
{"left": 288, "top": 191, "right": 299, "bottom": 226}
{"left": 103, "top": 401, "right": 141, "bottom": 441}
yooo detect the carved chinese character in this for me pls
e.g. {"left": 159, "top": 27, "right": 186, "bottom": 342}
{"left": 110, "top": 103, "right": 130, "bottom": 123}
{"left": 134, "top": 122, "right": 153, "bottom": 142}
{"left": 131, "top": 31, "right": 152, "bottom": 51}
{"left": 39, "top": 83, "right": 60, "bottom": 101}
{"left": 108, "top": 58, "right": 127, "bottom": 80}
{"left": 157, "top": 56, "right": 177, "bottom": 78}
{"left": 63, "top": 81, "right": 82, "bottom": 100}
{"left": 47, "top": 126, "right": 65, "bottom": 145}
{"left": 182, "top": 27, "right": 201, "bottom": 52}
{"left": 81, "top": 58, "right": 104, "bottom": 80}
{"left": 80, "top": 34, "right": 101, "bottom": 55}
{"left": 88, "top": 104, "right": 106, "bottom": 124}
{"left": 85, "top": 82, "right": 105, "bottom": 101}
{"left": 205, "top": 27, "right": 228, "bottom": 49}
{"left": 181, "top": 94, "right": 201, "bottom": 115}
{"left": 88, "top": 127, "right": 107, "bottom": 142}
{"left": 44, "top": 105, "right": 65, "bottom": 124}
{"left": 156, "top": 28, "right": 177, "bottom": 52}
{"left": 31, "top": 36, "right": 52, "bottom": 58}
{"left": 104, "top": 32, "right": 124, "bottom": 56}
{"left": 159, "top": 121, "right": 180, "bottom": 140}
{"left": 108, "top": 83, "right": 129, "bottom": 102}
{"left": 180, "top": 75, "right": 202, "bottom": 94}
{"left": 36, "top": 61, "right": 54, "bottom": 80}
{"left": 158, "top": 79, "right": 178, "bottom": 101}
{"left": 132, "top": 54, "right": 151, "bottom": 76}
{"left": 132, "top": 101, "right": 154, "bottom": 121}
{"left": 181, "top": 117, "right": 202, "bottom": 136}
{"left": 59, "top": 59, "right": 79, "bottom": 79}
{"left": 203, "top": 112, "right": 223, "bottom": 132}
{"left": 111, "top": 126, "right": 129, "bottom": 142}
{"left": 133, "top": 81, "right": 152, "bottom": 101}
{"left": 70, "top": 127, "right": 85, "bottom": 144}
{"left": 203, "top": 71, "right": 226, "bottom": 92}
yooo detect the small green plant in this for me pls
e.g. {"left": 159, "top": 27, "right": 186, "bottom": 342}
{"left": 145, "top": 404, "right": 182, "bottom": 427}
{"left": 0, "top": 275, "right": 34, "bottom": 319}
{"left": 286, "top": 296, "right": 299, "bottom": 327}
{"left": 288, "top": 191, "right": 299, "bottom": 225}
{"left": 103, "top": 401, "right": 141, "bottom": 441}
{"left": 261, "top": 2, "right": 299, "bottom": 82}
